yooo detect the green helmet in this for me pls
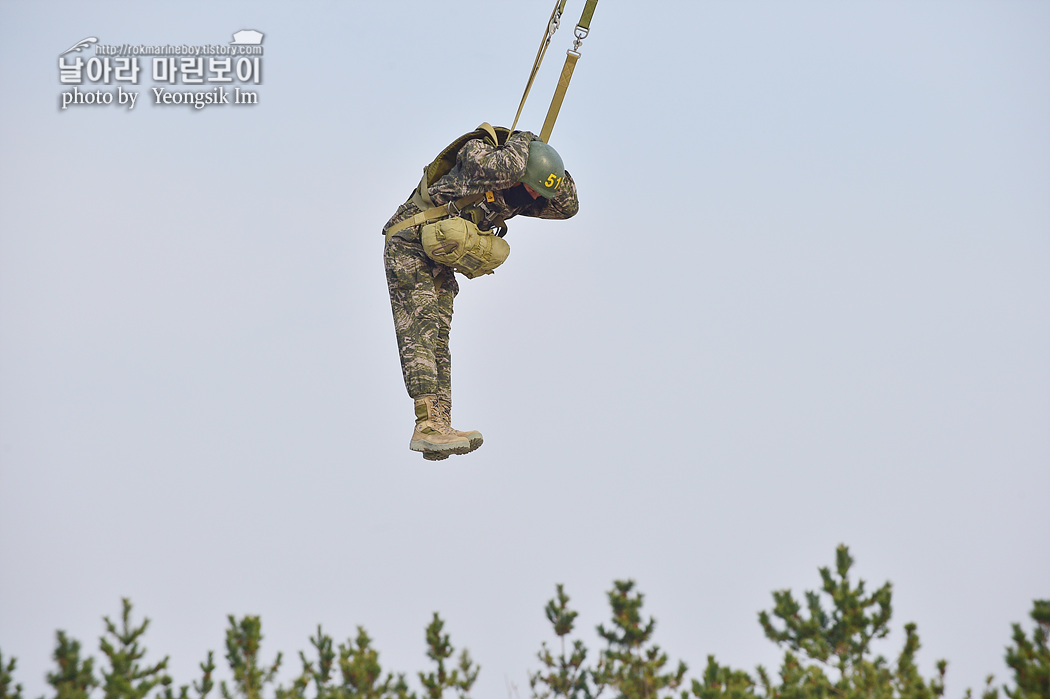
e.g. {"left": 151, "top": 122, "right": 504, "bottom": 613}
{"left": 521, "top": 140, "right": 565, "bottom": 199}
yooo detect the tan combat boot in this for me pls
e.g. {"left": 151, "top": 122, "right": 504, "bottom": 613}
{"left": 435, "top": 399, "right": 483, "bottom": 454}
{"left": 410, "top": 396, "right": 471, "bottom": 461}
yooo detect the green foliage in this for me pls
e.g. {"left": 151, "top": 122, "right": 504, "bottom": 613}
{"left": 304, "top": 627, "right": 335, "bottom": 698}
{"left": 334, "top": 626, "right": 413, "bottom": 699}
{"left": 961, "top": 676, "right": 1000, "bottom": 699}
{"left": 418, "top": 615, "right": 477, "bottom": 699}
{"left": 100, "top": 599, "right": 171, "bottom": 699}
{"left": 527, "top": 546, "right": 957, "bottom": 699}
{"left": 3, "top": 604, "right": 469, "bottom": 699}
{"left": 689, "top": 656, "right": 759, "bottom": 699}
{"left": 220, "top": 617, "right": 282, "bottom": 699}
{"left": 758, "top": 545, "right": 893, "bottom": 677}
{"left": 1, "top": 650, "right": 23, "bottom": 699}
{"left": 1003, "top": 600, "right": 1049, "bottom": 699}
{"left": 193, "top": 652, "right": 217, "bottom": 699}
{"left": 275, "top": 627, "right": 330, "bottom": 699}
{"left": 0, "top": 551, "right": 1042, "bottom": 699}
{"left": 46, "top": 631, "right": 98, "bottom": 699}
{"left": 159, "top": 651, "right": 217, "bottom": 699}
{"left": 755, "top": 545, "right": 947, "bottom": 699}
{"left": 230, "top": 624, "right": 415, "bottom": 699}
{"left": 530, "top": 585, "right": 601, "bottom": 699}
{"left": 594, "top": 580, "right": 687, "bottom": 699}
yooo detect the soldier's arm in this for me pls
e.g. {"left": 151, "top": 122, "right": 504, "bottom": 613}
{"left": 457, "top": 130, "right": 536, "bottom": 191}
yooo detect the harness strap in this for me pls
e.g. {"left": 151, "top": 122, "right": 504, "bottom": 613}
{"left": 539, "top": 0, "right": 599, "bottom": 143}
{"left": 384, "top": 191, "right": 488, "bottom": 242}
{"left": 577, "top": 0, "right": 598, "bottom": 30}
{"left": 386, "top": 125, "right": 505, "bottom": 243}
{"left": 511, "top": 0, "right": 569, "bottom": 133}
{"left": 539, "top": 52, "right": 580, "bottom": 143}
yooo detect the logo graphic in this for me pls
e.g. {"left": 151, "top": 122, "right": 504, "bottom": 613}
{"left": 57, "top": 30, "right": 265, "bottom": 112}
{"left": 230, "top": 30, "right": 264, "bottom": 45}
{"left": 60, "top": 37, "right": 98, "bottom": 56}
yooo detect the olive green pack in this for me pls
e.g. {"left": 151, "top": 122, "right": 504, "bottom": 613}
{"left": 422, "top": 122, "right": 511, "bottom": 189}
{"left": 420, "top": 217, "right": 510, "bottom": 279}
{"left": 410, "top": 122, "right": 513, "bottom": 232}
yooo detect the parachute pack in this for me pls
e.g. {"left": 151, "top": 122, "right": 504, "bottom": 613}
{"left": 384, "top": 122, "right": 510, "bottom": 241}
{"left": 383, "top": 123, "right": 513, "bottom": 278}
{"left": 422, "top": 123, "right": 510, "bottom": 189}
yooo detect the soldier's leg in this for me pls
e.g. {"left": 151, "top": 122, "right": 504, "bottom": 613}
{"left": 385, "top": 237, "right": 469, "bottom": 458}
{"left": 433, "top": 266, "right": 483, "bottom": 452}
{"left": 433, "top": 265, "right": 457, "bottom": 408}
{"left": 385, "top": 237, "right": 442, "bottom": 399}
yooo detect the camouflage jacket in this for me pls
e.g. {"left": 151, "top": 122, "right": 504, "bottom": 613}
{"left": 383, "top": 130, "right": 579, "bottom": 240}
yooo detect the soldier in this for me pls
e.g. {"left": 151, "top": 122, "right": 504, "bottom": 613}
{"left": 382, "top": 126, "right": 579, "bottom": 460}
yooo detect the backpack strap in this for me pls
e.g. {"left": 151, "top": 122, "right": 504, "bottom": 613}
{"left": 476, "top": 122, "right": 499, "bottom": 147}
{"left": 384, "top": 123, "right": 505, "bottom": 242}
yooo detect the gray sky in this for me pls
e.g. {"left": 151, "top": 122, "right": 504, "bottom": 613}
{"left": 1, "top": 1, "right": 1048, "bottom": 698}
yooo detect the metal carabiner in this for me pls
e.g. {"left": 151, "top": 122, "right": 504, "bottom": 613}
{"left": 572, "top": 25, "right": 589, "bottom": 52}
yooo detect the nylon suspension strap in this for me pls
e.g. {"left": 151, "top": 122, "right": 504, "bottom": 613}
{"left": 539, "top": 0, "right": 598, "bottom": 143}
{"left": 510, "top": 0, "right": 569, "bottom": 133}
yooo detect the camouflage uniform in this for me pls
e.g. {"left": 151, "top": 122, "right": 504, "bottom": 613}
{"left": 382, "top": 130, "right": 579, "bottom": 404}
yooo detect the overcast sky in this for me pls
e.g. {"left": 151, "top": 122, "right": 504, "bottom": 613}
{"left": 1, "top": 2, "right": 1048, "bottom": 698}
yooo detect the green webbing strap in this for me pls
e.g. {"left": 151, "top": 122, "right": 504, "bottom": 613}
{"left": 477, "top": 121, "right": 499, "bottom": 146}
{"left": 511, "top": 0, "right": 569, "bottom": 133}
{"left": 539, "top": 0, "right": 598, "bottom": 143}
{"left": 577, "top": 0, "right": 597, "bottom": 30}
{"left": 511, "top": 2, "right": 568, "bottom": 133}
{"left": 384, "top": 192, "right": 487, "bottom": 241}
{"left": 539, "top": 53, "right": 579, "bottom": 143}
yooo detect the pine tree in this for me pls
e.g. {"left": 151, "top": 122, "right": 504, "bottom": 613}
{"left": 276, "top": 627, "right": 332, "bottom": 699}
{"left": 688, "top": 656, "right": 758, "bottom": 699}
{"left": 302, "top": 627, "right": 335, "bottom": 699}
{"left": 1003, "top": 600, "right": 1049, "bottom": 699}
{"left": 594, "top": 580, "right": 687, "bottom": 699}
{"left": 160, "top": 650, "right": 217, "bottom": 699}
{"left": 335, "top": 627, "right": 413, "bottom": 699}
{"left": 219, "top": 616, "right": 282, "bottom": 699}
{"left": 756, "top": 544, "right": 946, "bottom": 699}
{"left": 100, "top": 598, "right": 171, "bottom": 699}
{"left": 529, "top": 584, "right": 601, "bottom": 699}
{"left": 1, "top": 651, "right": 23, "bottom": 699}
{"left": 5, "top": 565, "right": 1044, "bottom": 699}
{"left": 46, "top": 631, "right": 98, "bottom": 699}
{"left": 418, "top": 614, "right": 477, "bottom": 699}
{"left": 195, "top": 652, "right": 217, "bottom": 699}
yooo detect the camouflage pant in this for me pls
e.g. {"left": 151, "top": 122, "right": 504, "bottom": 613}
{"left": 384, "top": 234, "right": 459, "bottom": 403}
